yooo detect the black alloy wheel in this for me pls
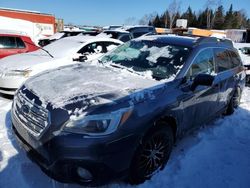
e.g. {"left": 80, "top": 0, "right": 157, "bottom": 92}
{"left": 129, "top": 125, "right": 174, "bottom": 184}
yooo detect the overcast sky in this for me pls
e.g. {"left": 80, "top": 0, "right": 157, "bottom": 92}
{"left": 0, "top": 0, "right": 249, "bottom": 26}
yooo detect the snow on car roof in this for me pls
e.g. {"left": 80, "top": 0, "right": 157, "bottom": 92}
{"left": 135, "top": 34, "right": 196, "bottom": 47}
{"left": 42, "top": 35, "right": 122, "bottom": 58}
{"left": 110, "top": 29, "right": 130, "bottom": 33}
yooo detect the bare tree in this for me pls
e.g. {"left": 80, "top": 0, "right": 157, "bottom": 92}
{"left": 168, "top": 0, "right": 181, "bottom": 29}
{"left": 124, "top": 17, "right": 138, "bottom": 25}
{"left": 205, "top": 0, "right": 222, "bottom": 28}
{"left": 138, "top": 12, "right": 157, "bottom": 25}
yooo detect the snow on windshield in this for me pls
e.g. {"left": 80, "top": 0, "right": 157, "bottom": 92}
{"left": 141, "top": 45, "right": 173, "bottom": 63}
{"left": 102, "top": 41, "right": 190, "bottom": 81}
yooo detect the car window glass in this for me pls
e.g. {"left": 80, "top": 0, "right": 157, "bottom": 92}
{"left": 187, "top": 48, "right": 215, "bottom": 78}
{"left": 78, "top": 42, "right": 106, "bottom": 54}
{"left": 214, "top": 48, "right": 232, "bottom": 72}
{"left": 102, "top": 40, "right": 190, "bottom": 80}
{"left": 0, "top": 36, "right": 16, "bottom": 49}
{"left": 16, "top": 37, "right": 26, "bottom": 48}
{"left": 103, "top": 42, "right": 120, "bottom": 52}
{"left": 78, "top": 43, "right": 97, "bottom": 54}
{"left": 228, "top": 51, "right": 242, "bottom": 67}
{"left": 119, "top": 35, "right": 130, "bottom": 42}
{"left": 132, "top": 32, "right": 147, "bottom": 38}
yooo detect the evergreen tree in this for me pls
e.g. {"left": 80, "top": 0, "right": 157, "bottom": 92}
{"left": 152, "top": 14, "right": 162, "bottom": 27}
{"left": 181, "top": 6, "right": 197, "bottom": 27}
{"left": 197, "top": 10, "right": 208, "bottom": 28}
{"left": 146, "top": 3, "right": 249, "bottom": 29}
{"left": 224, "top": 4, "right": 234, "bottom": 29}
{"left": 213, "top": 5, "right": 225, "bottom": 29}
{"left": 232, "top": 11, "right": 242, "bottom": 29}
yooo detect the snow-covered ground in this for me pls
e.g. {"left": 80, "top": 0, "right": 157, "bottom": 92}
{"left": 1, "top": 88, "right": 250, "bottom": 188}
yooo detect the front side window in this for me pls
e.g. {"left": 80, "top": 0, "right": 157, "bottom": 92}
{"left": 101, "top": 40, "right": 190, "bottom": 80}
{"left": 187, "top": 48, "right": 215, "bottom": 78}
{"left": 78, "top": 42, "right": 100, "bottom": 54}
{"left": 214, "top": 48, "right": 232, "bottom": 72}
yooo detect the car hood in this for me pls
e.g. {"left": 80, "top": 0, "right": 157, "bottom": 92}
{"left": 24, "top": 63, "right": 161, "bottom": 109}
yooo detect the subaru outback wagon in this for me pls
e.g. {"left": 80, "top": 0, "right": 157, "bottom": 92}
{"left": 11, "top": 35, "right": 245, "bottom": 186}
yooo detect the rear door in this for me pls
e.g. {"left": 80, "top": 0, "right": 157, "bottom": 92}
{"left": 213, "top": 48, "right": 240, "bottom": 110}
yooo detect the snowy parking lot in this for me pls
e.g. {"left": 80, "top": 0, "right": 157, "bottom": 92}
{"left": 0, "top": 87, "right": 250, "bottom": 188}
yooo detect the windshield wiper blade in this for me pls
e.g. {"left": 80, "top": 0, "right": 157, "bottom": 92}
{"left": 41, "top": 48, "right": 54, "bottom": 58}
{"left": 24, "top": 40, "right": 54, "bottom": 58}
{"left": 109, "top": 63, "right": 143, "bottom": 76}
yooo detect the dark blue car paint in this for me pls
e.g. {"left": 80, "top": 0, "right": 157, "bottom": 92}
{"left": 11, "top": 36, "right": 246, "bottom": 185}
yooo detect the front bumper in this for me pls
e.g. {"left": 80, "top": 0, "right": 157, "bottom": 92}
{"left": 12, "top": 112, "right": 138, "bottom": 186}
{"left": 0, "top": 76, "right": 26, "bottom": 95}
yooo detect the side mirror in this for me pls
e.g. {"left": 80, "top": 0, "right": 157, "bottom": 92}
{"left": 73, "top": 55, "right": 88, "bottom": 62}
{"left": 190, "top": 74, "right": 214, "bottom": 91}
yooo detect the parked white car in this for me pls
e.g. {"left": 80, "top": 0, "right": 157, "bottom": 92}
{"left": 234, "top": 43, "right": 250, "bottom": 84}
{"left": 0, "top": 35, "right": 123, "bottom": 95}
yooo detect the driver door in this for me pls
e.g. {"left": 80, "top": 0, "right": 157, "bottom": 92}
{"left": 179, "top": 48, "right": 220, "bottom": 131}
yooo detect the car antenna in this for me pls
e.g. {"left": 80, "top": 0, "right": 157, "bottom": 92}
{"left": 23, "top": 40, "right": 54, "bottom": 58}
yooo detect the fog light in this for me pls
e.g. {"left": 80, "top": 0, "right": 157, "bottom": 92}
{"left": 77, "top": 167, "right": 93, "bottom": 182}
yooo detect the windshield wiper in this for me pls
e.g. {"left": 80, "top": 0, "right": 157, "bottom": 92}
{"left": 24, "top": 40, "right": 54, "bottom": 58}
{"left": 109, "top": 63, "right": 143, "bottom": 76}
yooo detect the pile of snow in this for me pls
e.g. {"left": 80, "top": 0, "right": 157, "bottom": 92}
{"left": 1, "top": 88, "right": 250, "bottom": 188}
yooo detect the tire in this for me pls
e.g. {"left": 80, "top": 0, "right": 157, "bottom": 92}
{"left": 129, "top": 125, "right": 174, "bottom": 184}
{"left": 225, "top": 87, "right": 241, "bottom": 115}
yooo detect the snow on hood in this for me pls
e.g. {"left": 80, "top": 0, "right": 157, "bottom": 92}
{"left": 0, "top": 51, "right": 54, "bottom": 71}
{"left": 24, "top": 64, "right": 160, "bottom": 108}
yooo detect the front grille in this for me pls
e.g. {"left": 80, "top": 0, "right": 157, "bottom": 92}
{"left": 13, "top": 91, "right": 50, "bottom": 138}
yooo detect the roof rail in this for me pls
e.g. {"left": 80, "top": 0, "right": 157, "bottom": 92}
{"left": 195, "top": 37, "right": 233, "bottom": 47}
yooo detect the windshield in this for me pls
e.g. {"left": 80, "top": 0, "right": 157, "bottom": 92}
{"left": 41, "top": 38, "right": 85, "bottom": 57}
{"left": 101, "top": 40, "right": 190, "bottom": 80}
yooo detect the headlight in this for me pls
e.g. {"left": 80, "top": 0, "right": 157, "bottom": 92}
{"left": 64, "top": 107, "right": 133, "bottom": 136}
{"left": 4, "top": 70, "right": 32, "bottom": 77}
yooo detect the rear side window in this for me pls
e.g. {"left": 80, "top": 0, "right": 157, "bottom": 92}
{"left": 228, "top": 50, "right": 242, "bottom": 67}
{"left": 187, "top": 48, "right": 215, "bottom": 78}
{"left": 0, "top": 36, "right": 26, "bottom": 49}
{"left": 214, "top": 48, "right": 233, "bottom": 72}
{"left": 132, "top": 32, "right": 147, "bottom": 38}
{"left": 16, "top": 37, "right": 25, "bottom": 48}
